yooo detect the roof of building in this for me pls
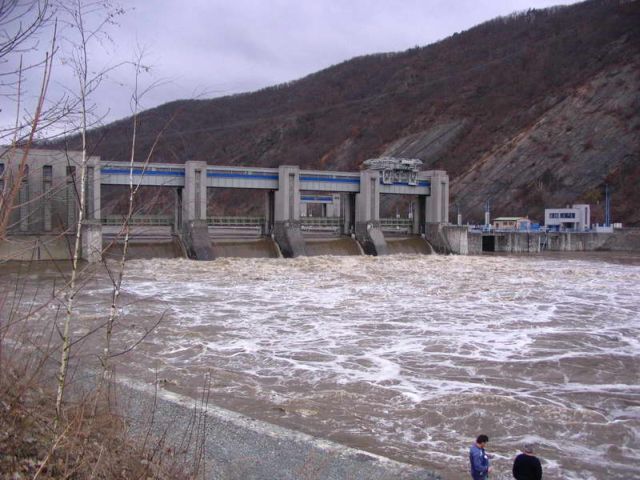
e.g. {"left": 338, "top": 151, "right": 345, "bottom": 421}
{"left": 494, "top": 217, "right": 529, "bottom": 221}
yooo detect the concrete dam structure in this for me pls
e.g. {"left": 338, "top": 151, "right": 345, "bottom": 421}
{"left": 0, "top": 149, "right": 450, "bottom": 261}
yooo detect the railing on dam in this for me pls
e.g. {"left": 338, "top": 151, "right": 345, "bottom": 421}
{"left": 301, "top": 217, "right": 342, "bottom": 227}
{"left": 301, "top": 217, "right": 343, "bottom": 233}
{"left": 101, "top": 215, "right": 173, "bottom": 226}
{"left": 381, "top": 218, "right": 413, "bottom": 234}
{"left": 207, "top": 216, "right": 265, "bottom": 227}
{"left": 99, "top": 215, "right": 416, "bottom": 232}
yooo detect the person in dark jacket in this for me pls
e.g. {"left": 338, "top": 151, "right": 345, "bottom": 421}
{"left": 512, "top": 443, "right": 543, "bottom": 480}
{"left": 469, "top": 434, "right": 492, "bottom": 480}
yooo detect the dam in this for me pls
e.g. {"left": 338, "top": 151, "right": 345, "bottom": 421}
{"left": 3, "top": 149, "right": 636, "bottom": 262}
{"left": 0, "top": 149, "right": 449, "bottom": 261}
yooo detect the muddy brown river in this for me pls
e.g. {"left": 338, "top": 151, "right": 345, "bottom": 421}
{"left": 2, "top": 252, "right": 639, "bottom": 479}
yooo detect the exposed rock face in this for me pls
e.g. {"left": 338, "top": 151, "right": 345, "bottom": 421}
{"left": 452, "top": 55, "right": 640, "bottom": 223}
{"left": 48, "top": 0, "right": 640, "bottom": 225}
{"left": 382, "top": 121, "right": 468, "bottom": 168}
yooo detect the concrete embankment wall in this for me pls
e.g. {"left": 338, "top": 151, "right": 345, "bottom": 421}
{"left": 112, "top": 379, "right": 441, "bottom": 480}
{"left": 424, "top": 224, "right": 481, "bottom": 255}
{"left": 543, "top": 232, "right": 607, "bottom": 251}
{"left": 103, "top": 238, "right": 186, "bottom": 260}
{"left": 579, "top": 228, "right": 640, "bottom": 252}
{"left": 495, "top": 229, "right": 640, "bottom": 253}
{"left": 425, "top": 227, "right": 640, "bottom": 255}
{"left": 495, "top": 232, "right": 543, "bottom": 253}
{"left": 102, "top": 225, "right": 187, "bottom": 260}
{"left": 0, "top": 234, "right": 73, "bottom": 261}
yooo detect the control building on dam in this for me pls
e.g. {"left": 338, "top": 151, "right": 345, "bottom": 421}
{"left": 0, "top": 149, "right": 459, "bottom": 261}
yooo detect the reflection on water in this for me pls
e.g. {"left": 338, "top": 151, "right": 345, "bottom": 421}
{"left": 1, "top": 252, "right": 639, "bottom": 480}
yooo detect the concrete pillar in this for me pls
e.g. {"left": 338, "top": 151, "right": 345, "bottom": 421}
{"left": 264, "top": 190, "right": 274, "bottom": 235}
{"left": 183, "top": 161, "right": 208, "bottom": 223}
{"left": 173, "top": 188, "right": 182, "bottom": 233}
{"left": 182, "top": 220, "right": 214, "bottom": 260}
{"left": 423, "top": 170, "right": 449, "bottom": 224}
{"left": 79, "top": 157, "right": 102, "bottom": 261}
{"left": 274, "top": 165, "right": 300, "bottom": 223}
{"left": 355, "top": 170, "right": 387, "bottom": 255}
{"left": 85, "top": 158, "right": 101, "bottom": 221}
{"left": 355, "top": 170, "right": 379, "bottom": 224}
{"left": 81, "top": 221, "right": 102, "bottom": 262}
{"left": 273, "top": 165, "right": 306, "bottom": 257}
{"left": 413, "top": 196, "right": 426, "bottom": 235}
{"left": 342, "top": 193, "right": 355, "bottom": 235}
{"left": 181, "top": 161, "right": 212, "bottom": 260}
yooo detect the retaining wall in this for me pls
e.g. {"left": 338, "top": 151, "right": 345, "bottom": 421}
{"left": 495, "top": 232, "right": 543, "bottom": 253}
{"left": 424, "top": 224, "right": 477, "bottom": 254}
{"left": 0, "top": 234, "right": 72, "bottom": 261}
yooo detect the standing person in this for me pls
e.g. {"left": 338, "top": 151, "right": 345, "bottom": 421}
{"left": 469, "top": 434, "right": 492, "bottom": 480}
{"left": 512, "top": 443, "right": 543, "bottom": 480}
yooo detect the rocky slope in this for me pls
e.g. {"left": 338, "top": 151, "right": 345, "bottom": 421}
{"left": 452, "top": 54, "right": 640, "bottom": 222}
{"left": 50, "top": 0, "right": 640, "bottom": 225}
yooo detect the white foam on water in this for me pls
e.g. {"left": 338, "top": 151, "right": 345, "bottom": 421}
{"left": 31, "top": 253, "right": 640, "bottom": 479}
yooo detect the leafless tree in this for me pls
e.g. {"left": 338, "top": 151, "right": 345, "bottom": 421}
{"left": 54, "top": 0, "right": 125, "bottom": 420}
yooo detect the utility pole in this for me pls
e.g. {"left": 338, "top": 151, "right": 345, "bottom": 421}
{"left": 484, "top": 199, "right": 491, "bottom": 228}
{"left": 604, "top": 184, "right": 611, "bottom": 227}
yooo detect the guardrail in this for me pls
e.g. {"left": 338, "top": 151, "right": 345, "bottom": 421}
{"left": 101, "top": 215, "right": 173, "bottom": 226}
{"left": 380, "top": 218, "right": 412, "bottom": 227}
{"left": 207, "top": 216, "right": 265, "bottom": 227}
{"left": 468, "top": 226, "right": 604, "bottom": 233}
{"left": 380, "top": 218, "right": 413, "bottom": 232}
{"left": 300, "top": 217, "right": 342, "bottom": 227}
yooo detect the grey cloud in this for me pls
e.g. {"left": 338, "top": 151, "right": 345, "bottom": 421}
{"left": 1, "top": 0, "right": 581, "bottom": 133}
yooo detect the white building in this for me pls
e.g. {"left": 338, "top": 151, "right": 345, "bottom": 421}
{"left": 545, "top": 204, "right": 590, "bottom": 231}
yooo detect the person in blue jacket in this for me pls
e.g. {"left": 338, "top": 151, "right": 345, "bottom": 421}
{"left": 469, "top": 434, "right": 492, "bottom": 480}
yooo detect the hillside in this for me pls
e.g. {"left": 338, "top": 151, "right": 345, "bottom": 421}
{"left": 52, "top": 0, "right": 640, "bottom": 225}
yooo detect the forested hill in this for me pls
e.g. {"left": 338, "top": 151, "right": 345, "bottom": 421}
{"left": 51, "top": 0, "right": 640, "bottom": 225}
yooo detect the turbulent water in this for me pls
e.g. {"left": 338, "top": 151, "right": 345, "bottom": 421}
{"left": 2, "top": 252, "right": 639, "bottom": 479}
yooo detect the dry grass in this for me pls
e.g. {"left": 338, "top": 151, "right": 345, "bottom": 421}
{"left": 0, "top": 355, "right": 196, "bottom": 480}
{"left": 0, "top": 260, "right": 204, "bottom": 480}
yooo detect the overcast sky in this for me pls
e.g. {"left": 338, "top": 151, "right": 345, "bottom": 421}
{"left": 4, "top": 0, "right": 581, "bottom": 134}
